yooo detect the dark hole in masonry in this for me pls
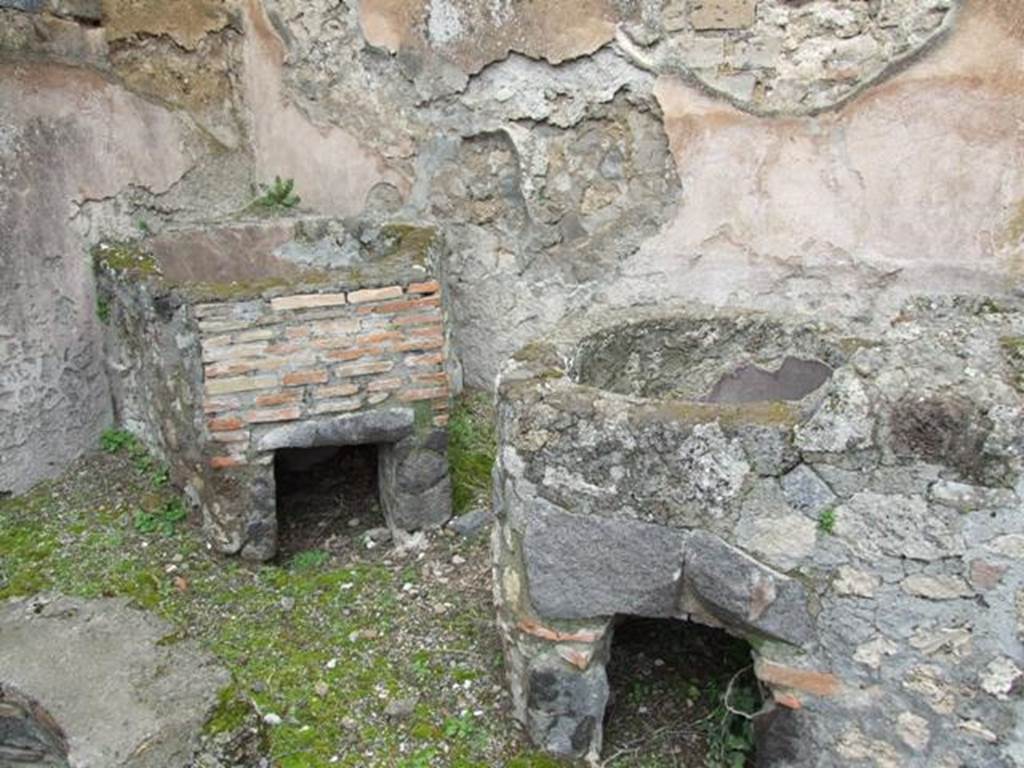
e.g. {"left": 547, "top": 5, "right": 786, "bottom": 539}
{"left": 604, "top": 616, "right": 761, "bottom": 767}
{"left": 273, "top": 444, "right": 383, "bottom": 560}
{"left": 0, "top": 684, "right": 70, "bottom": 767}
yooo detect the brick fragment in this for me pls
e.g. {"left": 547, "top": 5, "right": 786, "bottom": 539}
{"left": 208, "top": 416, "right": 244, "bottom": 432}
{"left": 211, "top": 430, "right": 249, "bottom": 444}
{"left": 271, "top": 293, "right": 347, "bottom": 311}
{"left": 396, "top": 337, "right": 443, "bottom": 353}
{"left": 433, "top": 414, "right": 449, "bottom": 427}
{"left": 409, "top": 326, "right": 444, "bottom": 339}
{"left": 367, "top": 377, "right": 403, "bottom": 393}
{"left": 517, "top": 619, "right": 603, "bottom": 644}
{"left": 245, "top": 406, "right": 302, "bottom": 424}
{"left": 754, "top": 661, "right": 842, "bottom": 697}
{"left": 394, "top": 313, "right": 442, "bottom": 327}
{"left": 198, "top": 319, "right": 253, "bottom": 334}
{"left": 205, "top": 358, "right": 286, "bottom": 378}
{"left": 205, "top": 375, "right": 278, "bottom": 396}
{"left": 326, "top": 345, "right": 385, "bottom": 362}
{"left": 367, "top": 392, "right": 391, "bottom": 405}
{"left": 357, "top": 330, "right": 403, "bottom": 345}
{"left": 334, "top": 360, "right": 395, "bottom": 378}
{"left": 307, "top": 318, "right": 361, "bottom": 336}
{"left": 204, "top": 397, "right": 240, "bottom": 414}
{"left": 399, "top": 386, "right": 448, "bottom": 403}
{"left": 347, "top": 285, "right": 403, "bottom": 304}
{"left": 312, "top": 398, "right": 363, "bottom": 415}
{"left": 211, "top": 456, "right": 246, "bottom": 470}
{"left": 234, "top": 328, "right": 278, "bottom": 343}
{"left": 356, "top": 295, "right": 441, "bottom": 315}
{"left": 405, "top": 352, "right": 444, "bottom": 368}
{"left": 413, "top": 372, "right": 448, "bottom": 387}
{"left": 406, "top": 280, "right": 440, "bottom": 295}
{"left": 283, "top": 369, "right": 329, "bottom": 387}
{"left": 255, "top": 391, "right": 302, "bottom": 407}
{"left": 316, "top": 383, "right": 360, "bottom": 399}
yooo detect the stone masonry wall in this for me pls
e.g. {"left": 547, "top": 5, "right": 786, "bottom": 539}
{"left": 198, "top": 279, "right": 448, "bottom": 472}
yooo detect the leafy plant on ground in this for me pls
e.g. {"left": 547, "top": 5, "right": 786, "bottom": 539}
{"left": 134, "top": 498, "right": 187, "bottom": 537}
{"left": 290, "top": 548, "right": 330, "bottom": 570}
{"left": 702, "top": 668, "right": 759, "bottom": 768}
{"left": 448, "top": 392, "right": 497, "bottom": 515}
{"left": 252, "top": 176, "right": 301, "bottom": 211}
{"left": 99, "top": 428, "right": 169, "bottom": 488}
{"left": 96, "top": 297, "right": 111, "bottom": 324}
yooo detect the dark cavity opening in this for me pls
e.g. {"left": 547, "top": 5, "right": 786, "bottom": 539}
{"left": 0, "top": 684, "right": 70, "bottom": 767}
{"left": 604, "top": 616, "right": 761, "bottom": 767}
{"left": 703, "top": 356, "right": 833, "bottom": 404}
{"left": 274, "top": 445, "right": 382, "bottom": 560}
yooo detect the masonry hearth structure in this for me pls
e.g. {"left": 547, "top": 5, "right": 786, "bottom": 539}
{"left": 96, "top": 220, "right": 453, "bottom": 560}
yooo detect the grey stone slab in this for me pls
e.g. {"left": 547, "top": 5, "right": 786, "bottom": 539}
{"left": 449, "top": 507, "right": 493, "bottom": 538}
{"left": 781, "top": 464, "right": 837, "bottom": 518}
{"left": 523, "top": 507, "right": 688, "bottom": 620}
{"left": 685, "top": 531, "right": 814, "bottom": 646}
{"left": 256, "top": 408, "right": 415, "bottom": 451}
{"left": 0, "top": 595, "right": 228, "bottom": 768}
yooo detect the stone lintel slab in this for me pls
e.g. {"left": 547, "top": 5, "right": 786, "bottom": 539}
{"left": 523, "top": 507, "right": 689, "bottom": 620}
{"left": 256, "top": 407, "right": 415, "bottom": 451}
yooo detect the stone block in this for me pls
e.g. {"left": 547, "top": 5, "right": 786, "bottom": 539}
{"left": 781, "top": 464, "right": 837, "bottom": 517}
{"left": 449, "top": 507, "right": 493, "bottom": 538}
{"left": 270, "top": 293, "right": 347, "bottom": 311}
{"left": 523, "top": 507, "right": 688, "bottom": 620}
{"left": 684, "top": 531, "right": 815, "bottom": 646}
{"left": 526, "top": 655, "right": 608, "bottom": 761}
{"left": 690, "top": 0, "right": 756, "bottom": 30}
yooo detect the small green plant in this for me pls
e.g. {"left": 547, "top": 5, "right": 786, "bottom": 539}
{"left": 253, "top": 176, "right": 301, "bottom": 211}
{"left": 448, "top": 392, "right": 497, "bottom": 515}
{"left": 818, "top": 506, "right": 837, "bottom": 535}
{"left": 100, "top": 428, "right": 135, "bottom": 454}
{"left": 134, "top": 498, "right": 187, "bottom": 537}
{"left": 291, "top": 549, "right": 330, "bottom": 570}
{"left": 135, "top": 218, "right": 151, "bottom": 236}
{"left": 96, "top": 297, "right": 111, "bottom": 324}
{"left": 99, "top": 429, "right": 169, "bottom": 488}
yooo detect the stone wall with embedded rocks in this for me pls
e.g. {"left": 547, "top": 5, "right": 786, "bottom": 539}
{"left": 492, "top": 298, "right": 1024, "bottom": 765}
{"left": 2, "top": 2, "right": 1023, "bottom": 494}
{"left": 97, "top": 220, "right": 453, "bottom": 559}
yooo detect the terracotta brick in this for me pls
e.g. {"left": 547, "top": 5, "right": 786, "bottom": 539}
{"left": 245, "top": 406, "right": 302, "bottom": 424}
{"left": 396, "top": 337, "right": 444, "bottom": 353}
{"left": 255, "top": 390, "right": 302, "bottom": 407}
{"left": 265, "top": 342, "right": 302, "bottom": 356}
{"left": 283, "top": 369, "right": 329, "bottom": 387}
{"left": 334, "top": 360, "right": 395, "bottom": 378}
{"left": 394, "top": 313, "right": 442, "bottom": 327}
{"left": 205, "top": 358, "right": 287, "bottom": 378}
{"left": 754, "top": 661, "right": 842, "bottom": 697}
{"left": 271, "top": 293, "right": 347, "bottom": 311}
{"left": 285, "top": 325, "right": 312, "bottom": 340}
{"left": 367, "top": 392, "right": 391, "bottom": 405}
{"left": 316, "top": 383, "right": 360, "bottom": 399}
{"left": 399, "top": 386, "right": 448, "bottom": 403}
{"left": 311, "top": 337, "right": 358, "bottom": 351}
{"left": 431, "top": 398, "right": 450, "bottom": 412}
{"left": 357, "top": 330, "right": 403, "bottom": 345}
{"left": 211, "top": 430, "right": 249, "bottom": 444}
{"left": 312, "top": 398, "right": 363, "bottom": 415}
{"left": 517, "top": 619, "right": 603, "bottom": 644}
{"left": 406, "top": 280, "right": 440, "bottom": 295}
{"left": 405, "top": 352, "right": 444, "bottom": 368}
{"left": 772, "top": 691, "right": 802, "bottom": 710}
{"left": 205, "top": 375, "right": 278, "bottom": 396}
{"left": 201, "top": 333, "right": 235, "bottom": 348}
{"left": 201, "top": 342, "right": 269, "bottom": 363}
{"left": 367, "top": 377, "right": 403, "bottom": 392}
{"left": 204, "top": 397, "right": 240, "bottom": 414}
{"left": 208, "top": 416, "right": 244, "bottom": 432}
{"left": 409, "top": 326, "right": 444, "bottom": 339}
{"left": 194, "top": 302, "right": 231, "bottom": 319}
{"left": 347, "top": 285, "right": 403, "bottom": 304}
{"left": 356, "top": 295, "right": 441, "bottom": 315}
{"left": 210, "top": 456, "right": 246, "bottom": 470}
{"left": 325, "top": 345, "right": 386, "bottom": 362}
{"left": 413, "top": 372, "right": 448, "bottom": 387}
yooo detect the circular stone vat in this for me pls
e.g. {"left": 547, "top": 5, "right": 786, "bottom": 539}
{"left": 491, "top": 301, "right": 1024, "bottom": 767}
{"left": 0, "top": 685, "right": 69, "bottom": 767}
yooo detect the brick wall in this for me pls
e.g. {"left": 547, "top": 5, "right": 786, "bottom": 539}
{"left": 196, "top": 278, "right": 448, "bottom": 470}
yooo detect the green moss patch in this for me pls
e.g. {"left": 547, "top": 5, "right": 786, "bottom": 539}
{"left": 448, "top": 392, "right": 497, "bottom": 516}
